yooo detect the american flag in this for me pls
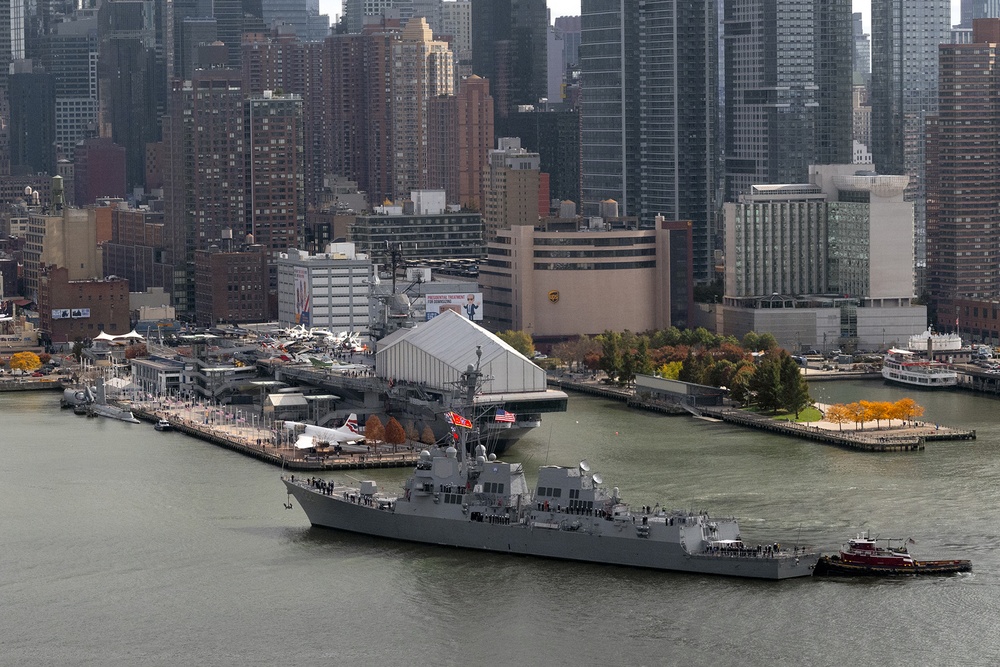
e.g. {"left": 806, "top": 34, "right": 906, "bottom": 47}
{"left": 494, "top": 409, "right": 516, "bottom": 423}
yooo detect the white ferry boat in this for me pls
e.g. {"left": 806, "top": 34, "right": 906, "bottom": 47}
{"left": 881, "top": 349, "right": 957, "bottom": 389}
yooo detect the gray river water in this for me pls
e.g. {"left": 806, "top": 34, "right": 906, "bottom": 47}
{"left": 2, "top": 381, "right": 998, "bottom": 666}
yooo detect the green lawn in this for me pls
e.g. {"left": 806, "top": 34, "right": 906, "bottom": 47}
{"left": 771, "top": 406, "right": 823, "bottom": 423}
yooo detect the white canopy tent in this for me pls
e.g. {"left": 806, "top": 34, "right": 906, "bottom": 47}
{"left": 375, "top": 310, "right": 545, "bottom": 394}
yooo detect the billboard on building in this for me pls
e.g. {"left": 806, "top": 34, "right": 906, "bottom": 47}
{"left": 426, "top": 292, "right": 482, "bottom": 321}
{"left": 54, "top": 308, "right": 91, "bottom": 319}
{"left": 294, "top": 267, "right": 310, "bottom": 327}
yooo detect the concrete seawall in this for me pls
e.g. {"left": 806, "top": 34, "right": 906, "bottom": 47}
{"left": 0, "top": 378, "right": 64, "bottom": 392}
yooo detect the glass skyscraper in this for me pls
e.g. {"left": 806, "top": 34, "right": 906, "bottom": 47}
{"left": 580, "top": 0, "right": 718, "bottom": 283}
{"left": 723, "top": 0, "right": 853, "bottom": 202}
{"left": 471, "top": 0, "right": 548, "bottom": 134}
{"left": 961, "top": 0, "right": 1000, "bottom": 28}
{"left": 870, "top": 0, "right": 950, "bottom": 272}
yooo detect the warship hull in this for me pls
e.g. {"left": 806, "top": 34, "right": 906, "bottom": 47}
{"left": 283, "top": 480, "right": 817, "bottom": 579}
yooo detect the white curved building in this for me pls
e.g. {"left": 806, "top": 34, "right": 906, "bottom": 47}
{"left": 376, "top": 309, "right": 547, "bottom": 394}
{"left": 375, "top": 309, "right": 568, "bottom": 450}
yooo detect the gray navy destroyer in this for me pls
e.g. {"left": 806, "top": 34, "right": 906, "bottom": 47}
{"left": 283, "top": 350, "right": 818, "bottom": 580}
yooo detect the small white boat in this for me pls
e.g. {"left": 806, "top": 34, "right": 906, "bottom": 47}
{"left": 154, "top": 418, "right": 173, "bottom": 432}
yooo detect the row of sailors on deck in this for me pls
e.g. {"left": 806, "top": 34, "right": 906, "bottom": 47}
{"left": 711, "top": 543, "right": 802, "bottom": 558}
{"left": 345, "top": 491, "right": 375, "bottom": 506}
{"left": 536, "top": 500, "right": 611, "bottom": 519}
{"left": 288, "top": 474, "right": 332, "bottom": 490}
{"left": 308, "top": 477, "right": 336, "bottom": 495}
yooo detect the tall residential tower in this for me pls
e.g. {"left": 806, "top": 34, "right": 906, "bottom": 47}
{"left": 926, "top": 19, "right": 1000, "bottom": 339}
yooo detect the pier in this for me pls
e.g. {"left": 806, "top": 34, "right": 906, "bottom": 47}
{"left": 700, "top": 406, "right": 974, "bottom": 452}
{"left": 548, "top": 376, "right": 633, "bottom": 402}
{"left": 128, "top": 403, "right": 420, "bottom": 471}
{"left": 955, "top": 364, "right": 1000, "bottom": 397}
{"left": 0, "top": 378, "right": 64, "bottom": 392}
{"left": 549, "top": 374, "right": 975, "bottom": 452}
{"left": 700, "top": 408, "right": 924, "bottom": 452}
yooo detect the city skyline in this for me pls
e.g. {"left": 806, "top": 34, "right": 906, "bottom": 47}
{"left": 315, "top": 1, "right": 965, "bottom": 33}
{"left": 0, "top": 0, "right": 981, "bottom": 341}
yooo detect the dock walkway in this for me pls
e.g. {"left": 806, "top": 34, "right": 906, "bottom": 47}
{"left": 701, "top": 408, "right": 926, "bottom": 452}
{"left": 130, "top": 404, "right": 420, "bottom": 471}
{"left": 699, "top": 406, "right": 975, "bottom": 452}
{"left": 549, "top": 375, "right": 975, "bottom": 452}
{"left": 0, "top": 378, "right": 64, "bottom": 392}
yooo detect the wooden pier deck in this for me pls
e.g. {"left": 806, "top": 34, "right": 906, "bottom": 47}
{"left": 700, "top": 407, "right": 975, "bottom": 452}
{"left": 549, "top": 376, "right": 975, "bottom": 452}
{"left": 131, "top": 406, "right": 420, "bottom": 471}
{"left": 547, "top": 377, "right": 633, "bottom": 401}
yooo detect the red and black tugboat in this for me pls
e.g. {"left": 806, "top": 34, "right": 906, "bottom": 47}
{"left": 814, "top": 533, "right": 972, "bottom": 576}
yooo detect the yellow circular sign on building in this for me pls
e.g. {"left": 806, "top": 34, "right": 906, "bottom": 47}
{"left": 548, "top": 290, "right": 559, "bottom": 303}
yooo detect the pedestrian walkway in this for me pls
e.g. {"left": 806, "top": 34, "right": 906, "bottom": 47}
{"left": 810, "top": 402, "right": 972, "bottom": 440}
{"left": 128, "top": 398, "right": 420, "bottom": 471}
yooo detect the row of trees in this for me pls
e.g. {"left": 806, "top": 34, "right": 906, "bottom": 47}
{"left": 497, "top": 327, "right": 784, "bottom": 383}
{"left": 585, "top": 329, "right": 807, "bottom": 415}
{"left": 362, "top": 414, "right": 436, "bottom": 446}
{"left": 498, "top": 327, "right": 784, "bottom": 387}
{"left": 740, "top": 350, "right": 811, "bottom": 416}
{"left": 823, "top": 399, "right": 925, "bottom": 431}
{"left": 499, "top": 326, "right": 808, "bottom": 414}
{"left": 601, "top": 338, "right": 810, "bottom": 415}
{"left": 589, "top": 328, "right": 779, "bottom": 386}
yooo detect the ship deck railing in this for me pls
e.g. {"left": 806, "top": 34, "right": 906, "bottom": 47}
{"left": 690, "top": 547, "right": 815, "bottom": 560}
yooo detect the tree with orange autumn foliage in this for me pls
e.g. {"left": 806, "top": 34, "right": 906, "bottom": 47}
{"left": 890, "top": 397, "right": 924, "bottom": 423}
{"left": 827, "top": 399, "right": 924, "bottom": 430}
{"left": 824, "top": 403, "right": 851, "bottom": 431}
{"left": 384, "top": 417, "right": 406, "bottom": 450}
{"left": 364, "top": 414, "right": 385, "bottom": 444}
